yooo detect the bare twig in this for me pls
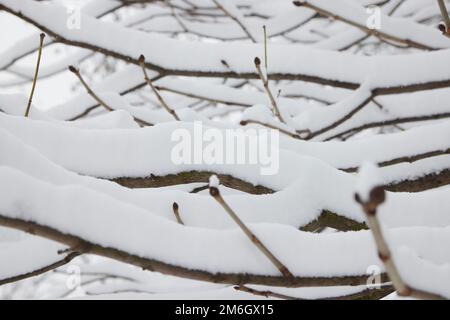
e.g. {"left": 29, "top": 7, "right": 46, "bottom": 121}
{"left": 240, "top": 120, "right": 301, "bottom": 139}
{"left": 138, "top": 55, "right": 180, "bottom": 121}
{"left": 208, "top": 177, "right": 294, "bottom": 278}
{"left": 172, "top": 202, "right": 184, "bottom": 225}
{"left": 234, "top": 285, "right": 301, "bottom": 300}
{"left": 25, "top": 33, "right": 45, "bottom": 117}
{"left": 69, "top": 66, "right": 114, "bottom": 112}
{"left": 0, "top": 252, "right": 80, "bottom": 286}
{"left": 212, "top": 0, "right": 257, "bottom": 43}
{"left": 355, "top": 185, "right": 445, "bottom": 300}
{"left": 263, "top": 25, "right": 268, "bottom": 70}
{"left": 235, "top": 284, "right": 394, "bottom": 300}
{"left": 254, "top": 57, "right": 286, "bottom": 123}
{"left": 68, "top": 66, "right": 152, "bottom": 127}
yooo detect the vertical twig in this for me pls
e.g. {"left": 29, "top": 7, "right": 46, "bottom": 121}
{"left": 263, "top": 25, "right": 268, "bottom": 70}
{"left": 254, "top": 57, "right": 286, "bottom": 124}
{"left": 437, "top": 0, "right": 450, "bottom": 35}
{"left": 209, "top": 177, "right": 294, "bottom": 278}
{"left": 138, "top": 55, "right": 180, "bottom": 121}
{"left": 172, "top": 202, "right": 184, "bottom": 225}
{"left": 25, "top": 33, "right": 45, "bottom": 117}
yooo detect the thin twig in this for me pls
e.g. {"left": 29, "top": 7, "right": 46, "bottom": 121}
{"left": 25, "top": 33, "right": 45, "bottom": 117}
{"left": 68, "top": 66, "right": 152, "bottom": 127}
{"left": 234, "top": 285, "right": 301, "bottom": 300}
{"left": 172, "top": 202, "right": 184, "bottom": 225}
{"left": 263, "top": 25, "right": 268, "bottom": 70}
{"left": 254, "top": 57, "right": 286, "bottom": 123}
{"left": 138, "top": 55, "right": 180, "bottom": 121}
{"left": 212, "top": 0, "right": 257, "bottom": 43}
{"left": 0, "top": 252, "right": 80, "bottom": 286}
{"left": 234, "top": 284, "right": 394, "bottom": 300}
{"left": 69, "top": 66, "right": 114, "bottom": 112}
{"left": 240, "top": 120, "right": 301, "bottom": 139}
{"left": 209, "top": 178, "right": 294, "bottom": 278}
{"left": 355, "top": 186, "right": 445, "bottom": 300}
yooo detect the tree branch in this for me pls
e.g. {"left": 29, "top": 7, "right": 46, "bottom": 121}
{"left": 209, "top": 176, "right": 294, "bottom": 278}
{"left": 0, "top": 214, "right": 387, "bottom": 287}
{"left": 138, "top": 55, "right": 180, "bottom": 121}
{"left": 0, "top": 251, "right": 80, "bottom": 286}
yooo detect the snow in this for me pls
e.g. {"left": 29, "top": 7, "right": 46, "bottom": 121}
{"left": 356, "top": 162, "right": 383, "bottom": 202}
{"left": 0, "top": 0, "right": 448, "bottom": 300}
{"left": 2, "top": 0, "right": 450, "bottom": 91}
{"left": 209, "top": 175, "right": 220, "bottom": 188}
{"left": 0, "top": 165, "right": 449, "bottom": 298}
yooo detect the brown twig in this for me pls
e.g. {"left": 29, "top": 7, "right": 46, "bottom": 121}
{"left": 234, "top": 284, "right": 394, "bottom": 300}
{"left": 234, "top": 285, "right": 301, "bottom": 300}
{"left": 25, "top": 33, "right": 45, "bottom": 117}
{"left": 138, "top": 55, "right": 180, "bottom": 121}
{"left": 240, "top": 120, "right": 301, "bottom": 139}
{"left": 254, "top": 57, "right": 286, "bottom": 124}
{"left": 172, "top": 202, "right": 184, "bottom": 225}
{"left": 355, "top": 185, "right": 445, "bottom": 300}
{"left": 69, "top": 66, "right": 114, "bottom": 112}
{"left": 0, "top": 251, "right": 80, "bottom": 286}
{"left": 68, "top": 65, "right": 152, "bottom": 127}
{"left": 208, "top": 178, "right": 294, "bottom": 278}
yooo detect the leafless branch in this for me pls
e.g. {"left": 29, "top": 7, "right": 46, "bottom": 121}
{"left": 138, "top": 55, "right": 180, "bottom": 121}
{"left": 0, "top": 214, "right": 388, "bottom": 287}
{"left": 68, "top": 65, "right": 152, "bottom": 127}
{"left": 212, "top": 0, "right": 257, "bottom": 43}
{"left": 254, "top": 57, "right": 286, "bottom": 124}
{"left": 0, "top": 252, "right": 80, "bottom": 286}
{"left": 208, "top": 178, "right": 294, "bottom": 278}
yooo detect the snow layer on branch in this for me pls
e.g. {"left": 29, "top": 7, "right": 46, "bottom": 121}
{"left": 3, "top": 113, "right": 449, "bottom": 180}
{"left": 0, "top": 95, "right": 139, "bottom": 129}
{"left": 2, "top": 0, "right": 450, "bottom": 90}
{"left": 0, "top": 0, "right": 120, "bottom": 71}
{"left": 209, "top": 175, "right": 220, "bottom": 188}
{"left": 0, "top": 123, "right": 449, "bottom": 230}
{"left": 0, "top": 165, "right": 449, "bottom": 291}
{"left": 356, "top": 162, "right": 383, "bottom": 202}
{"left": 302, "top": 0, "right": 449, "bottom": 49}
